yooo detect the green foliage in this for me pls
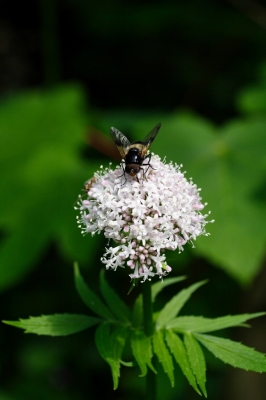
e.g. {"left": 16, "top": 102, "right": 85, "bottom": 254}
{"left": 183, "top": 333, "right": 207, "bottom": 397}
{"left": 130, "top": 329, "right": 155, "bottom": 376}
{"left": 3, "top": 314, "right": 101, "bottom": 336}
{"left": 196, "top": 333, "right": 266, "bottom": 373}
{"left": 156, "top": 281, "right": 207, "bottom": 330}
{"left": 2, "top": 3, "right": 266, "bottom": 399}
{"left": 165, "top": 330, "right": 200, "bottom": 395}
{"left": 153, "top": 330, "right": 175, "bottom": 387}
{"left": 95, "top": 323, "right": 128, "bottom": 390}
{"left": 1, "top": 78, "right": 266, "bottom": 293}
{"left": 99, "top": 270, "right": 130, "bottom": 322}
{"left": 74, "top": 263, "right": 115, "bottom": 320}
{"left": 236, "top": 62, "right": 266, "bottom": 115}
{"left": 100, "top": 110, "right": 266, "bottom": 284}
{"left": 151, "top": 276, "right": 186, "bottom": 301}
{"left": 0, "top": 84, "right": 104, "bottom": 292}
{"left": 5, "top": 267, "right": 266, "bottom": 396}
{"left": 166, "top": 313, "right": 265, "bottom": 332}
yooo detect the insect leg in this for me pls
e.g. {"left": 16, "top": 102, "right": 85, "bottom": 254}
{"left": 117, "top": 160, "right": 128, "bottom": 185}
{"left": 143, "top": 153, "right": 156, "bottom": 169}
{"left": 117, "top": 160, "right": 126, "bottom": 177}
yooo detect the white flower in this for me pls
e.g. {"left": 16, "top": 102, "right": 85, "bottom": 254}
{"left": 75, "top": 155, "right": 213, "bottom": 281}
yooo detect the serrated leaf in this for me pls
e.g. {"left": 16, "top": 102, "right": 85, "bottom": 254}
{"left": 100, "top": 270, "right": 130, "bottom": 323}
{"left": 95, "top": 323, "right": 128, "bottom": 389}
{"left": 156, "top": 281, "right": 206, "bottom": 330}
{"left": 111, "top": 326, "right": 129, "bottom": 364}
{"left": 74, "top": 263, "right": 115, "bottom": 320}
{"left": 195, "top": 333, "right": 266, "bottom": 373}
{"left": 95, "top": 323, "right": 119, "bottom": 389}
{"left": 166, "top": 312, "right": 265, "bottom": 332}
{"left": 165, "top": 330, "right": 201, "bottom": 395}
{"left": 151, "top": 276, "right": 186, "bottom": 302}
{"left": 130, "top": 329, "right": 156, "bottom": 376}
{"left": 3, "top": 313, "right": 100, "bottom": 336}
{"left": 153, "top": 330, "right": 174, "bottom": 387}
{"left": 184, "top": 333, "right": 207, "bottom": 397}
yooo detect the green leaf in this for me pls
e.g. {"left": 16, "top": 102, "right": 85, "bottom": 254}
{"left": 150, "top": 114, "right": 266, "bottom": 284}
{"left": 194, "top": 118, "right": 266, "bottom": 283}
{"left": 95, "top": 323, "right": 120, "bottom": 389}
{"left": 74, "top": 263, "right": 115, "bottom": 320}
{"left": 0, "top": 209, "right": 51, "bottom": 291}
{"left": 165, "top": 330, "right": 201, "bottom": 396}
{"left": 131, "top": 294, "right": 143, "bottom": 328}
{"left": 153, "top": 330, "right": 174, "bottom": 387}
{"left": 130, "top": 329, "right": 156, "bottom": 376}
{"left": 196, "top": 333, "right": 266, "bottom": 373}
{"left": 100, "top": 270, "right": 130, "bottom": 323}
{"left": 151, "top": 276, "right": 186, "bottom": 302}
{"left": 95, "top": 323, "right": 128, "bottom": 389}
{"left": 166, "top": 312, "right": 265, "bottom": 332}
{"left": 95, "top": 323, "right": 112, "bottom": 360}
{"left": 112, "top": 326, "right": 129, "bottom": 364}
{"left": 195, "top": 194, "right": 266, "bottom": 284}
{"left": 0, "top": 85, "right": 88, "bottom": 292}
{"left": 184, "top": 333, "right": 207, "bottom": 397}
{"left": 3, "top": 314, "right": 100, "bottom": 336}
{"left": 156, "top": 281, "right": 207, "bottom": 330}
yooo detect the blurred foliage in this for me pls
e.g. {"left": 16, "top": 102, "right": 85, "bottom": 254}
{"left": 1, "top": 0, "right": 266, "bottom": 399}
{"left": 0, "top": 85, "right": 104, "bottom": 291}
{"left": 0, "top": 82, "right": 265, "bottom": 291}
{"left": 237, "top": 61, "right": 266, "bottom": 115}
{"left": 95, "top": 106, "right": 266, "bottom": 284}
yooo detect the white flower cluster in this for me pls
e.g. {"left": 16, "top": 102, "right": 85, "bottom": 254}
{"left": 75, "top": 155, "right": 212, "bottom": 282}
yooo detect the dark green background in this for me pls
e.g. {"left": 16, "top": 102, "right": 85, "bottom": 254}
{"left": 0, "top": 1, "right": 266, "bottom": 399}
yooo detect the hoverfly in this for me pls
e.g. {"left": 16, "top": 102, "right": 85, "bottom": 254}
{"left": 110, "top": 122, "right": 161, "bottom": 180}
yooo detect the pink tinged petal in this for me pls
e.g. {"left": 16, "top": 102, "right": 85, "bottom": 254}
{"left": 76, "top": 155, "right": 212, "bottom": 281}
{"left": 193, "top": 203, "right": 204, "bottom": 210}
{"left": 139, "top": 254, "right": 146, "bottom": 262}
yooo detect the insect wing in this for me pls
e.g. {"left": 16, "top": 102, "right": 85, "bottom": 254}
{"left": 134, "top": 122, "right": 161, "bottom": 157}
{"left": 142, "top": 122, "right": 161, "bottom": 146}
{"left": 110, "top": 127, "right": 131, "bottom": 158}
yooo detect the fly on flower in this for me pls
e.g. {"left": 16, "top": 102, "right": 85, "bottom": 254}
{"left": 110, "top": 123, "right": 161, "bottom": 180}
{"left": 75, "top": 153, "right": 213, "bottom": 282}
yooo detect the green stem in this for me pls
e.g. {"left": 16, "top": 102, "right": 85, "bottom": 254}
{"left": 142, "top": 280, "right": 156, "bottom": 400}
